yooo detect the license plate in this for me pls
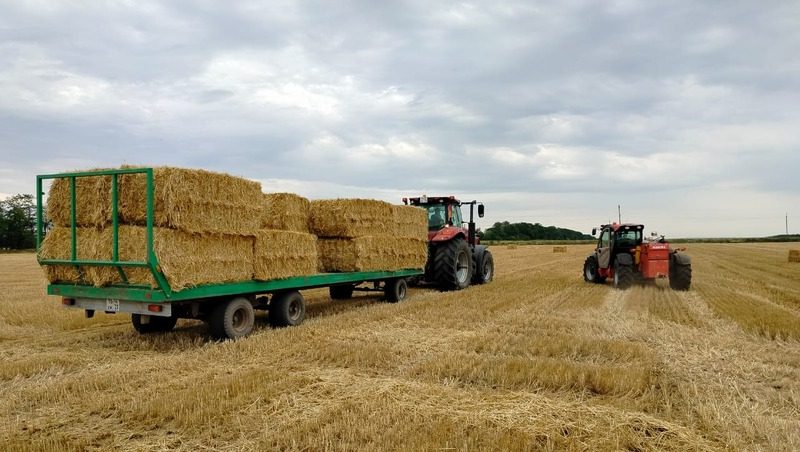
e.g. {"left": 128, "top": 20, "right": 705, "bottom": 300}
{"left": 105, "top": 299, "right": 120, "bottom": 312}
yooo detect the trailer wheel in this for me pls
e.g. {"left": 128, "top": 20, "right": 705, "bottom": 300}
{"left": 269, "top": 291, "right": 305, "bottom": 327}
{"left": 210, "top": 297, "right": 255, "bottom": 340}
{"left": 384, "top": 278, "right": 408, "bottom": 303}
{"left": 131, "top": 314, "right": 178, "bottom": 334}
{"left": 329, "top": 284, "right": 355, "bottom": 300}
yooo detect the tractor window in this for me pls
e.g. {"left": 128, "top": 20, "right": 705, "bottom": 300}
{"left": 427, "top": 205, "right": 446, "bottom": 229}
{"left": 451, "top": 205, "right": 463, "bottom": 226}
{"left": 599, "top": 229, "right": 611, "bottom": 247}
{"left": 615, "top": 230, "right": 642, "bottom": 247}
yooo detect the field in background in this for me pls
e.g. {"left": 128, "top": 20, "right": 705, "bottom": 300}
{"left": 1, "top": 244, "right": 799, "bottom": 451}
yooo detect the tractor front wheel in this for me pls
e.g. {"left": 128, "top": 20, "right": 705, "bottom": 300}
{"left": 669, "top": 260, "right": 692, "bottom": 291}
{"left": 583, "top": 256, "right": 606, "bottom": 284}
{"left": 433, "top": 238, "right": 472, "bottom": 290}
{"left": 613, "top": 260, "right": 634, "bottom": 290}
{"left": 472, "top": 251, "right": 494, "bottom": 285}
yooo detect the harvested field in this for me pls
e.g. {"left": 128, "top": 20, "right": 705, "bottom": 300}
{"left": 1, "top": 243, "right": 799, "bottom": 451}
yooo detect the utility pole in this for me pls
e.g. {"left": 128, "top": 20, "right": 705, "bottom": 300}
{"left": 787, "top": 212, "right": 789, "bottom": 235}
{"left": 618, "top": 205, "right": 621, "bottom": 224}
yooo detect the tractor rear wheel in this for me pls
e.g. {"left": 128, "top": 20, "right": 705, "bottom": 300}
{"left": 583, "top": 256, "right": 606, "bottom": 283}
{"left": 669, "top": 260, "right": 692, "bottom": 291}
{"left": 472, "top": 251, "right": 494, "bottom": 285}
{"left": 434, "top": 238, "right": 472, "bottom": 290}
{"left": 613, "top": 260, "right": 634, "bottom": 290}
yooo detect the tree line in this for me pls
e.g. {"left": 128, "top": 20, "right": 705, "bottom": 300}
{"left": 0, "top": 194, "right": 36, "bottom": 250}
{"left": 482, "top": 221, "right": 593, "bottom": 241}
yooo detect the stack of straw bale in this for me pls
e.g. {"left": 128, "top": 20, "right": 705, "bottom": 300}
{"left": 254, "top": 193, "right": 318, "bottom": 280}
{"left": 313, "top": 199, "right": 428, "bottom": 272}
{"left": 41, "top": 166, "right": 260, "bottom": 289}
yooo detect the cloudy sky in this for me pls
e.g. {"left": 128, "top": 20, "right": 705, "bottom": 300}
{"left": 1, "top": 1, "right": 798, "bottom": 237}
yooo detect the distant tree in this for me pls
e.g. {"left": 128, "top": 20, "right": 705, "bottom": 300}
{"left": 0, "top": 194, "right": 37, "bottom": 249}
{"left": 483, "top": 221, "right": 593, "bottom": 241}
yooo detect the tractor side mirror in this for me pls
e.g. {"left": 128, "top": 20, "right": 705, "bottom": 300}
{"left": 477, "top": 204, "right": 484, "bottom": 218}
{"left": 591, "top": 228, "right": 597, "bottom": 236}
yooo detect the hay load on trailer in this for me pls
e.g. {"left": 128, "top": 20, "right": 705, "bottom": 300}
{"left": 37, "top": 167, "right": 428, "bottom": 339}
{"left": 312, "top": 198, "right": 427, "bottom": 273}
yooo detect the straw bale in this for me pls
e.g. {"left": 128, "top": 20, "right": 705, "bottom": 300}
{"left": 254, "top": 229, "right": 318, "bottom": 280}
{"left": 789, "top": 250, "right": 800, "bottom": 263}
{"left": 38, "top": 227, "right": 102, "bottom": 284}
{"left": 553, "top": 246, "right": 567, "bottom": 253}
{"left": 318, "top": 235, "right": 427, "bottom": 272}
{"left": 88, "top": 226, "right": 254, "bottom": 291}
{"left": 118, "top": 166, "right": 263, "bottom": 235}
{"left": 46, "top": 173, "right": 112, "bottom": 227}
{"left": 310, "top": 199, "right": 393, "bottom": 238}
{"left": 393, "top": 205, "right": 428, "bottom": 240}
{"left": 261, "top": 193, "right": 311, "bottom": 233}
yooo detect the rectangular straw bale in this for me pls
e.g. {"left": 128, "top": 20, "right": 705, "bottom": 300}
{"left": 89, "top": 226, "right": 254, "bottom": 291}
{"left": 254, "top": 229, "right": 318, "bottom": 280}
{"left": 789, "top": 250, "right": 800, "bottom": 263}
{"left": 261, "top": 193, "right": 311, "bottom": 233}
{"left": 46, "top": 173, "right": 112, "bottom": 227}
{"left": 310, "top": 199, "right": 393, "bottom": 238}
{"left": 38, "top": 227, "right": 102, "bottom": 284}
{"left": 118, "top": 166, "right": 263, "bottom": 235}
{"left": 318, "top": 235, "right": 427, "bottom": 272}
{"left": 393, "top": 205, "right": 428, "bottom": 240}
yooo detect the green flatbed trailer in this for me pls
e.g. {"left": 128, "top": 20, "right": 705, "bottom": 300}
{"left": 36, "top": 168, "right": 422, "bottom": 339}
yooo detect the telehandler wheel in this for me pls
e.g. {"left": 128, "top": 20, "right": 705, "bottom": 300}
{"left": 434, "top": 238, "right": 472, "bottom": 291}
{"left": 472, "top": 250, "right": 494, "bottom": 285}
{"left": 669, "top": 261, "right": 692, "bottom": 291}
{"left": 210, "top": 297, "right": 255, "bottom": 340}
{"left": 131, "top": 313, "right": 178, "bottom": 334}
{"left": 330, "top": 284, "right": 355, "bottom": 300}
{"left": 613, "top": 261, "right": 634, "bottom": 290}
{"left": 384, "top": 278, "right": 408, "bottom": 303}
{"left": 583, "top": 256, "right": 606, "bottom": 283}
{"left": 269, "top": 290, "right": 306, "bottom": 327}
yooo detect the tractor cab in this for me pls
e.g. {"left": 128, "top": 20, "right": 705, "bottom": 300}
{"left": 403, "top": 195, "right": 484, "bottom": 245}
{"left": 591, "top": 223, "right": 644, "bottom": 270}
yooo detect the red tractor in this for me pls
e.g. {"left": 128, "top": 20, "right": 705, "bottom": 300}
{"left": 403, "top": 195, "right": 494, "bottom": 290}
{"left": 583, "top": 223, "right": 691, "bottom": 290}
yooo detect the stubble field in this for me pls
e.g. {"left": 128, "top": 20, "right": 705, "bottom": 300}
{"left": 1, "top": 243, "right": 799, "bottom": 451}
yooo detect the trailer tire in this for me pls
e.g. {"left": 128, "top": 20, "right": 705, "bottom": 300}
{"left": 210, "top": 297, "right": 255, "bottom": 340}
{"left": 330, "top": 284, "right": 355, "bottom": 300}
{"left": 269, "top": 291, "right": 305, "bottom": 327}
{"left": 384, "top": 278, "right": 408, "bottom": 303}
{"left": 131, "top": 314, "right": 178, "bottom": 334}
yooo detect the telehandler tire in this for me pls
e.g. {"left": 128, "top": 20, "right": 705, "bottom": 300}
{"left": 583, "top": 256, "right": 606, "bottom": 283}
